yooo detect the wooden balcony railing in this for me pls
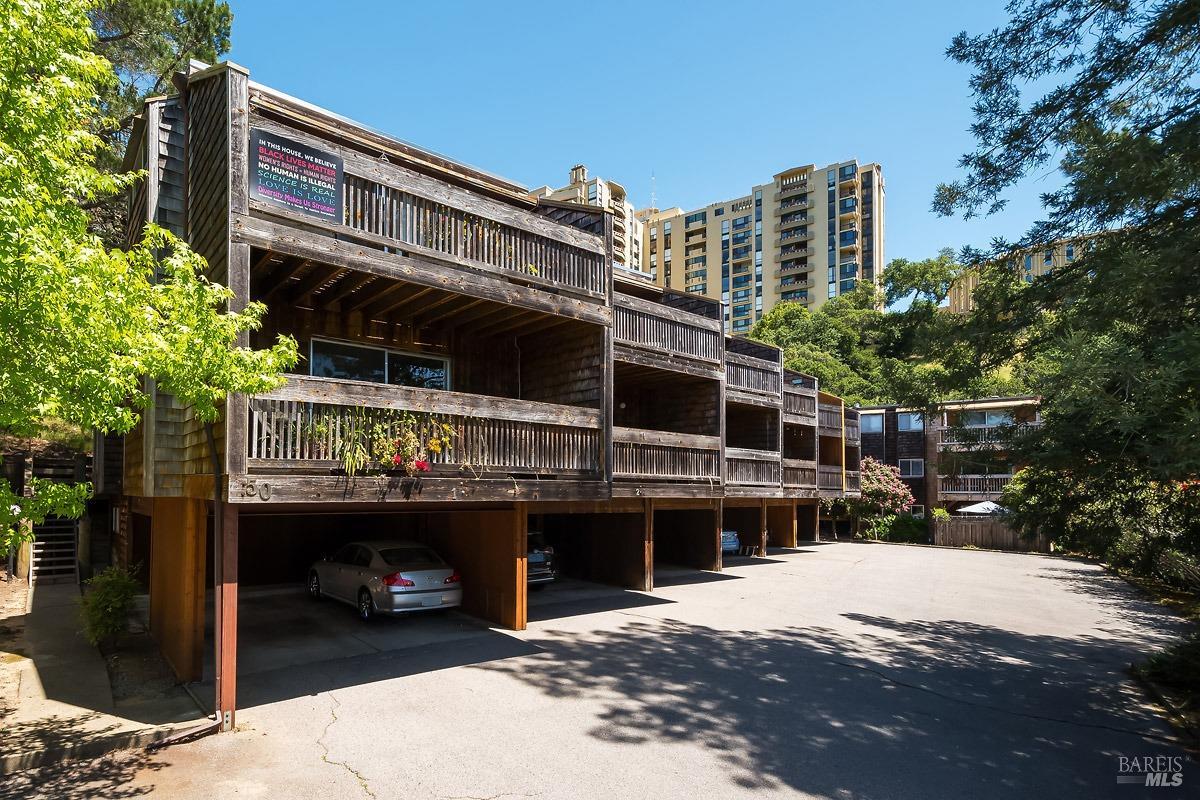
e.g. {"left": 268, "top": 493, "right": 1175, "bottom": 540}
{"left": 938, "top": 423, "right": 1037, "bottom": 446}
{"left": 783, "top": 387, "right": 817, "bottom": 419}
{"left": 818, "top": 465, "right": 843, "bottom": 490}
{"left": 818, "top": 403, "right": 842, "bottom": 432}
{"left": 341, "top": 174, "right": 607, "bottom": 297}
{"left": 939, "top": 475, "right": 1013, "bottom": 495}
{"left": 725, "top": 352, "right": 782, "bottom": 396}
{"left": 613, "top": 293, "right": 723, "bottom": 366}
{"left": 726, "top": 447, "right": 781, "bottom": 486}
{"left": 845, "top": 420, "right": 861, "bottom": 441}
{"left": 845, "top": 470, "right": 861, "bottom": 491}
{"left": 782, "top": 458, "right": 817, "bottom": 488}
{"left": 246, "top": 375, "right": 603, "bottom": 477}
{"left": 612, "top": 427, "right": 721, "bottom": 482}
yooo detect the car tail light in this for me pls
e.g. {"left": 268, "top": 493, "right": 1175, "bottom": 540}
{"left": 444, "top": 571, "right": 461, "bottom": 584}
{"left": 383, "top": 572, "right": 415, "bottom": 587}
{"left": 543, "top": 546, "right": 554, "bottom": 555}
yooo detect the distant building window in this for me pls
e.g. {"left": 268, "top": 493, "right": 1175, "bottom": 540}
{"left": 897, "top": 412, "right": 924, "bottom": 432}
{"left": 910, "top": 505, "right": 925, "bottom": 519}
{"left": 899, "top": 459, "right": 924, "bottom": 478}
{"left": 685, "top": 211, "right": 707, "bottom": 227}
{"left": 1044, "top": 249, "right": 1053, "bottom": 265}
{"left": 861, "top": 414, "right": 883, "bottom": 433}
{"left": 732, "top": 215, "right": 751, "bottom": 230}
{"left": 714, "top": 207, "right": 724, "bottom": 217}
{"left": 1065, "top": 244, "right": 1075, "bottom": 261}
{"left": 1024, "top": 254, "right": 1032, "bottom": 270}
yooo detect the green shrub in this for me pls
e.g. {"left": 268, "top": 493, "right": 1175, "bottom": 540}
{"left": 863, "top": 514, "right": 930, "bottom": 544}
{"left": 79, "top": 565, "right": 139, "bottom": 646}
{"left": 931, "top": 507, "right": 951, "bottom": 523}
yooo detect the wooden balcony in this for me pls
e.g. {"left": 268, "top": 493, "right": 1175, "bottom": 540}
{"left": 783, "top": 372, "right": 817, "bottom": 425}
{"left": 726, "top": 447, "right": 781, "bottom": 488}
{"left": 613, "top": 292, "right": 723, "bottom": 377}
{"left": 818, "top": 403, "right": 842, "bottom": 435}
{"left": 938, "top": 423, "right": 1037, "bottom": 449}
{"left": 844, "top": 414, "right": 861, "bottom": 442}
{"left": 235, "top": 107, "right": 610, "bottom": 326}
{"left": 818, "top": 465, "right": 843, "bottom": 491}
{"left": 234, "top": 375, "right": 605, "bottom": 503}
{"left": 939, "top": 474, "right": 1012, "bottom": 500}
{"left": 612, "top": 427, "right": 721, "bottom": 484}
{"left": 845, "top": 470, "right": 861, "bottom": 493}
{"left": 782, "top": 458, "right": 817, "bottom": 489}
{"left": 725, "top": 338, "right": 783, "bottom": 408}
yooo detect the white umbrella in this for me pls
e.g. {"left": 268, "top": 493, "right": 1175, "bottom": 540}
{"left": 957, "top": 500, "right": 1004, "bottom": 515}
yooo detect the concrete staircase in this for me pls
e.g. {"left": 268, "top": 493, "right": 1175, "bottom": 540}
{"left": 30, "top": 516, "right": 78, "bottom": 584}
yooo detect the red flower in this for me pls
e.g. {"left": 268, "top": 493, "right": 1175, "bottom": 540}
{"left": 413, "top": 459, "right": 431, "bottom": 472}
{"left": 392, "top": 454, "right": 403, "bottom": 466}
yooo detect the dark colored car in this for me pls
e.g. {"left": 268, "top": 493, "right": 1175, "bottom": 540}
{"left": 527, "top": 531, "right": 557, "bottom": 588}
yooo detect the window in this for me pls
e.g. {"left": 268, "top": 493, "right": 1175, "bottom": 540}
{"left": 960, "top": 410, "right": 1014, "bottom": 427}
{"left": 732, "top": 215, "right": 751, "bottom": 230}
{"left": 899, "top": 459, "right": 924, "bottom": 478}
{"left": 311, "top": 339, "right": 449, "bottom": 390}
{"left": 714, "top": 207, "right": 724, "bottom": 217}
{"left": 310, "top": 339, "right": 385, "bottom": 384}
{"left": 897, "top": 412, "right": 924, "bottom": 432}
{"left": 685, "top": 211, "right": 707, "bottom": 227}
{"left": 910, "top": 505, "right": 925, "bottom": 520}
{"left": 1044, "top": 249, "right": 1053, "bottom": 265}
{"left": 1023, "top": 254, "right": 1032, "bottom": 270}
{"left": 861, "top": 414, "right": 883, "bottom": 433}
{"left": 387, "top": 352, "right": 449, "bottom": 390}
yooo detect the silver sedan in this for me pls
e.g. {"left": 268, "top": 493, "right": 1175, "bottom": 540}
{"left": 308, "top": 540, "right": 463, "bottom": 621}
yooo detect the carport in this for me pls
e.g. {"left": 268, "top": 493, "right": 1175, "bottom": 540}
{"left": 721, "top": 499, "right": 800, "bottom": 554}
{"left": 534, "top": 499, "right": 653, "bottom": 592}
{"left": 652, "top": 500, "right": 722, "bottom": 574}
{"left": 145, "top": 500, "right": 530, "bottom": 723}
{"left": 232, "top": 505, "right": 529, "bottom": 630}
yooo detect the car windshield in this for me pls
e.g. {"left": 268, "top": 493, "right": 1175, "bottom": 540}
{"left": 377, "top": 546, "right": 444, "bottom": 568}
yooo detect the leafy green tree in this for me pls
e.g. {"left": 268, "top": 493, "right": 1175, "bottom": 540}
{"left": 87, "top": 0, "right": 232, "bottom": 245}
{"left": 886, "top": 0, "right": 1200, "bottom": 567}
{"left": 0, "top": 0, "right": 296, "bottom": 553}
{"left": 750, "top": 284, "right": 888, "bottom": 405}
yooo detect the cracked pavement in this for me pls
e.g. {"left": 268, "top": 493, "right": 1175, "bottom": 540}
{"left": 101, "top": 542, "right": 1191, "bottom": 799}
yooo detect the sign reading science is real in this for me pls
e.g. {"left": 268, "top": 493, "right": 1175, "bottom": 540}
{"left": 248, "top": 128, "right": 343, "bottom": 221}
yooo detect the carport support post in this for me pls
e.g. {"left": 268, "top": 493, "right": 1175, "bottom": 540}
{"left": 214, "top": 502, "right": 238, "bottom": 731}
{"left": 758, "top": 499, "right": 769, "bottom": 557}
{"left": 642, "top": 499, "right": 654, "bottom": 592}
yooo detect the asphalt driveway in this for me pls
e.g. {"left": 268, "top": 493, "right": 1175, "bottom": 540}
{"left": 7, "top": 542, "right": 1194, "bottom": 799}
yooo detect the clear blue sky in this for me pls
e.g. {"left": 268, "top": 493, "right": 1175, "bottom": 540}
{"left": 227, "top": 1, "right": 1053, "bottom": 263}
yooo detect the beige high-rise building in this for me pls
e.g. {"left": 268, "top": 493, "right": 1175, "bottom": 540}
{"left": 531, "top": 164, "right": 644, "bottom": 271}
{"left": 948, "top": 239, "right": 1083, "bottom": 313}
{"left": 636, "top": 160, "right": 885, "bottom": 334}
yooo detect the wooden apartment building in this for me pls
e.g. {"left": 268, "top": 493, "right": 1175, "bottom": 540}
{"left": 116, "top": 62, "right": 861, "bottom": 727}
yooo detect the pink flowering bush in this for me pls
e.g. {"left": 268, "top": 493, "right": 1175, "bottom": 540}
{"left": 850, "top": 457, "right": 915, "bottom": 518}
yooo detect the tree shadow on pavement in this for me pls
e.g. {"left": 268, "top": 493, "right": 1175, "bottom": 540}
{"left": 479, "top": 613, "right": 1191, "bottom": 799}
{"left": 0, "top": 714, "right": 167, "bottom": 799}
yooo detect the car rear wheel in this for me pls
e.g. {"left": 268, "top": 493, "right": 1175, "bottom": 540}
{"left": 357, "top": 589, "right": 374, "bottom": 622}
{"left": 308, "top": 572, "right": 322, "bottom": 600}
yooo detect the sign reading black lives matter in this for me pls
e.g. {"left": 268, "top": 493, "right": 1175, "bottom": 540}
{"left": 248, "top": 129, "right": 343, "bottom": 221}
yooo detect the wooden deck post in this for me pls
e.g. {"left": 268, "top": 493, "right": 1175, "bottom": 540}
{"left": 214, "top": 502, "right": 238, "bottom": 731}
{"left": 642, "top": 499, "right": 654, "bottom": 592}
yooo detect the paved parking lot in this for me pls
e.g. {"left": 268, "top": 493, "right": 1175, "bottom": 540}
{"left": 8, "top": 542, "right": 1194, "bottom": 799}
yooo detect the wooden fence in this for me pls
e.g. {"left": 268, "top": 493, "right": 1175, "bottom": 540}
{"left": 932, "top": 516, "right": 1052, "bottom": 553}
